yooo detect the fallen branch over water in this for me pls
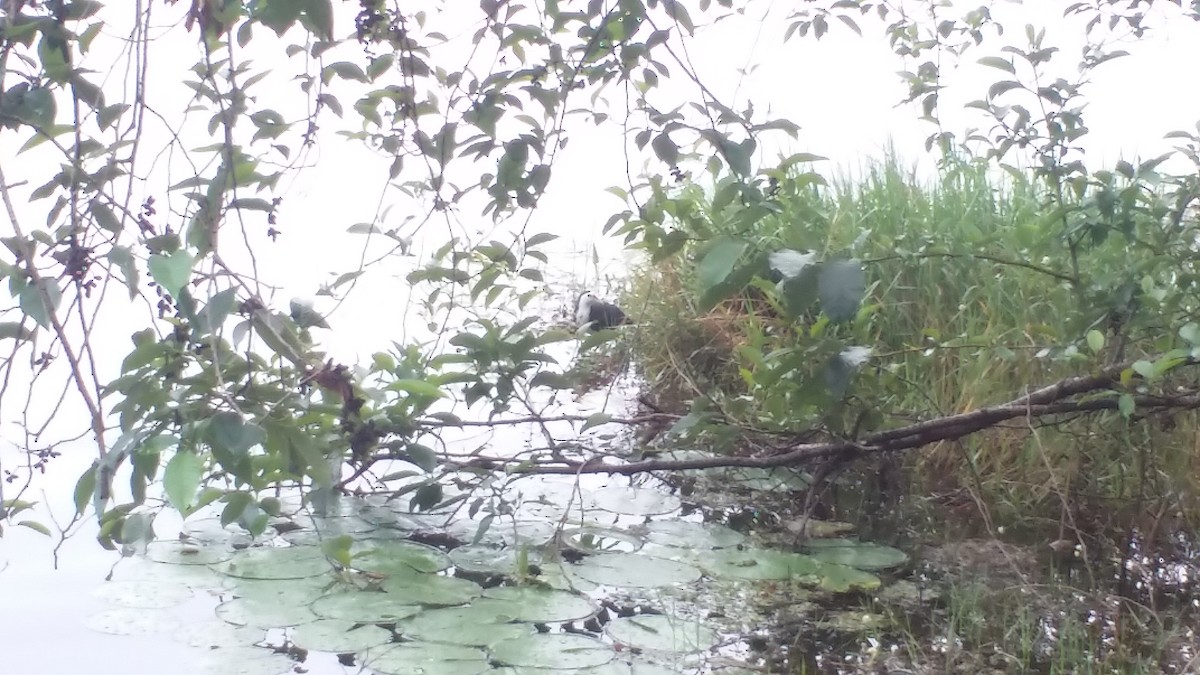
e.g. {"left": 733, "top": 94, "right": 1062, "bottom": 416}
{"left": 393, "top": 361, "right": 1200, "bottom": 477}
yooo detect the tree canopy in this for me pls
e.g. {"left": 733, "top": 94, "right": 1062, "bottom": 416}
{"left": 3, "top": 0, "right": 1200, "bottom": 550}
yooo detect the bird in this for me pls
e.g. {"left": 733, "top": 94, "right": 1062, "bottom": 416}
{"left": 575, "top": 291, "right": 628, "bottom": 332}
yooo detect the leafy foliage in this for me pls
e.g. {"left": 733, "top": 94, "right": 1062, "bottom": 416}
{"left": 3, "top": 0, "right": 1200, "bottom": 554}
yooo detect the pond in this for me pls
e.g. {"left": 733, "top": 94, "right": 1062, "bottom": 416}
{"left": 1, "top": 256, "right": 914, "bottom": 675}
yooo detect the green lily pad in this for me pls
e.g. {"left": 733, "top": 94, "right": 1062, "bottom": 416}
{"left": 448, "top": 544, "right": 541, "bottom": 575}
{"left": 381, "top": 571, "right": 483, "bottom": 606}
{"left": 570, "top": 553, "right": 701, "bottom": 588}
{"left": 475, "top": 586, "right": 598, "bottom": 623}
{"left": 214, "top": 545, "right": 330, "bottom": 580}
{"left": 289, "top": 619, "right": 393, "bottom": 653}
{"left": 146, "top": 539, "right": 233, "bottom": 565}
{"left": 215, "top": 597, "right": 318, "bottom": 628}
{"left": 398, "top": 606, "right": 534, "bottom": 646}
{"left": 86, "top": 608, "right": 180, "bottom": 635}
{"left": 91, "top": 579, "right": 194, "bottom": 608}
{"left": 606, "top": 614, "right": 718, "bottom": 654}
{"left": 591, "top": 486, "right": 681, "bottom": 516}
{"left": 352, "top": 539, "right": 452, "bottom": 575}
{"left": 229, "top": 574, "right": 343, "bottom": 605}
{"left": 364, "top": 642, "right": 490, "bottom": 675}
{"left": 699, "top": 548, "right": 820, "bottom": 581}
{"left": 173, "top": 620, "right": 265, "bottom": 648}
{"left": 491, "top": 633, "right": 615, "bottom": 669}
{"left": 195, "top": 646, "right": 295, "bottom": 675}
{"left": 638, "top": 521, "right": 746, "bottom": 549}
{"left": 279, "top": 515, "right": 377, "bottom": 545}
{"left": 815, "top": 562, "right": 881, "bottom": 593}
{"left": 563, "top": 525, "right": 643, "bottom": 554}
{"left": 310, "top": 590, "right": 423, "bottom": 623}
{"left": 803, "top": 538, "right": 908, "bottom": 571}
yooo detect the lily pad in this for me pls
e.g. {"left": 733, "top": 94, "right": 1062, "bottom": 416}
{"left": 352, "top": 539, "right": 452, "bottom": 575}
{"left": 699, "top": 548, "right": 821, "bottom": 581}
{"left": 214, "top": 545, "right": 330, "bottom": 580}
{"left": 310, "top": 590, "right": 423, "bottom": 623}
{"left": 491, "top": 633, "right": 615, "bottom": 669}
{"left": 91, "top": 579, "right": 194, "bottom": 608}
{"left": 86, "top": 608, "right": 180, "bottom": 635}
{"left": 381, "top": 571, "right": 484, "bottom": 606}
{"left": 803, "top": 538, "right": 908, "bottom": 571}
{"left": 475, "top": 586, "right": 598, "bottom": 623}
{"left": 638, "top": 521, "right": 746, "bottom": 549}
{"left": 279, "top": 515, "right": 377, "bottom": 545}
{"left": 815, "top": 562, "right": 881, "bottom": 593}
{"left": 397, "top": 605, "right": 533, "bottom": 646}
{"left": 563, "top": 525, "right": 643, "bottom": 554}
{"left": 215, "top": 597, "right": 318, "bottom": 628}
{"left": 570, "top": 552, "right": 701, "bottom": 588}
{"left": 364, "top": 642, "right": 490, "bottom": 675}
{"left": 591, "top": 486, "right": 681, "bottom": 516}
{"left": 606, "top": 614, "right": 719, "bottom": 654}
{"left": 448, "top": 544, "right": 541, "bottom": 575}
{"left": 289, "top": 619, "right": 393, "bottom": 653}
{"left": 229, "top": 574, "right": 342, "bottom": 604}
{"left": 146, "top": 539, "right": 233, "bottom": 565}
{"left": 173, "top": 620, "right": 265, "bottom": 648}
{"left": 196, "top": 646, "right": 295, "bottom": 675}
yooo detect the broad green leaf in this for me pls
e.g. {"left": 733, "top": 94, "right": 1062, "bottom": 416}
{"left": 1086, "top": 329, "right": 1105, "bottom": 354}
{"left": 695, "top": 236, "right": 749, "bottom": 311}
{"left": 391, "top": 378, "right": 444, "bottom": 398}
{"left": 817, "top": 259, "right": 865, "bottom": 323}
{"left": 406, "top": 443, "right": 439, "bottom": 473}
{"left": 580, "top": 413, "right": 611, "bottom": 433}
{"left": 148, "top": 250, "right": 194, "bottom": 299}
{"left": 977, "top": 55, "right": 1016, "bottom": 74}
{"left": 163, "top": 451, "right": 204, "bottom": 512}
{"left": 0, "top": 321, "right": 33, "bottom": 341}
{"left": 108, "top": 245, "right": 139, "bottom": 299}
{"left": 74, "top": 463, "right": 98, "bottom": 515}
{"left": 19, "top": 278, "right": 61, "bottom": 329}
{"left": 90, "top": 199, "right": 122, "bottom": 233}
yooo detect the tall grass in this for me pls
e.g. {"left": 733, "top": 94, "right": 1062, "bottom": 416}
{"left": 622, "top": 153, "right": 1200, "bottom": 533}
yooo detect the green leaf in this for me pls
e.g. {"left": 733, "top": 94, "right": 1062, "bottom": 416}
{"left": 1086, "top": 329, "right": 1105, "bottom": 354}
{"left": 301, "top": 0, "right": 335, "bottom": 42}
{"left": 580, "top": 413, "right": 612, "bottom": 433}
{"left": 108, "top": 245, "right": 140, "bottom": 300}
{"left": 391, "top": 378, "right": 445, "bottom": 398}
{"left": 977, "top": 56, "right": 1016, "bottom": 74}
{"left": 196, "top": 288, "right": 238, "bottom": 335}
{"left": 74, "top": 464, "right": 98, "bottom": 515}
{"left": 210, "top": 411, "right": 265, "bottom": 455}
{"left": 817, "top": 260, "right": 865, "bottom": 323}
{"left": 254, "top": 0, "right": 304, "bottom": 35}
{"left": 90, "top": 199, "right": 123, "bottom": 233}
{"left": 19, "top": 278, "right": 62, "bottom": 329}
{"left": 163, "top": 451, "right": 204, "bottom": 512}
{"left": 1118, "top": 393, "right": 1135, "bottom": 418}
{"left": 1180, "top": 323, "right": 1200, "bottom": 346}
{"left": 148, "top": 250, "right": 194, "bottom": 299}
{"left": 695, "top": 236, "right": 749, "bottom": 311}
{"left": 17, "top": 520, "right": 52, "bottom": 536}
{"left": 0, "top": 321, "right": 34, "bottom": 341}
{"left": 406, "top": 443, "right": 438, "bottom": 473}
{"left": 651, "top": 133, "right": 680, "bottom": 165}
{"left": 321, "top": 534, "right": 354, "bottom": 568}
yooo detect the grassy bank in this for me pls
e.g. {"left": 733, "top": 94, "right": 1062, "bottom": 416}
{"left": 620, "top": 154, "right": 1200, "bottom": 542}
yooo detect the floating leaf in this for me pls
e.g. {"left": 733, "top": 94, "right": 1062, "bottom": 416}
{"left": 474, "top": 586, "right": 598, "bottom": 623}
{"left": 310, "top": 590, "right": 422, "bottom": 623}
{"left": 290, "top": 619, "right": 392, "bottom": 653}
{"left": 491, "top": 634, "right": 614, "bottom": 669}
{"left": 381, "top": 571, "right": 482, "bottom": 606}
{"left": 397, "top": 605, "right": 533, "bottom": 646}
{"left": 195, "top": 646, "right": 295, "bottom": 675}
{"left": 172, "top": 620, "right": 264, "bottom": 649}
{"left": 570, "top": 553, "right": 701, "bottom": 588}
{"left": 91, "top": 580, "right": 194, "bottom": 609}
{"left": 639, "top": 521, "right": 746, "bottom": 549}
{"left": 352, "top": 539, "right": 452, "bottom": 575}
{"left": 215, "top": 545, "right": 330, "bottom": 580}
{"left": 364, "top": 642, "right": 490, "bottom": 675}
{"left": 803, "top": 538, "right": 909, "bottom": 571}
{"left": 215, "top": 597, "right": 319, "bottom": 629}
{"left": 606, "top": 614, "right": 718, "bottom": 654}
